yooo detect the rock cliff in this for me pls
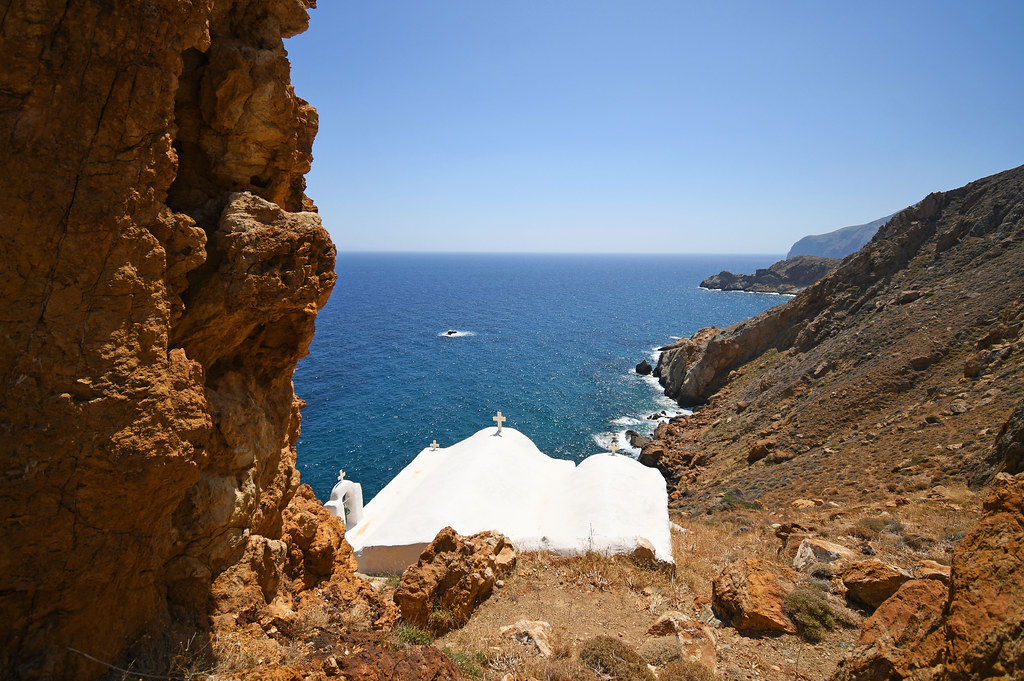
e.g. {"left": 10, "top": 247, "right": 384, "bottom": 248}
{"left": 700, "top": 254, "right": 840, "bottom": 295}
{"left": 656, "top": 165, "right": 1024, "bottom": 408}
{"left": 0, "top": 1, "right": 387, "bottom": 678}
{"left": 787, "top": 212, "right": 896, "bottom": 259}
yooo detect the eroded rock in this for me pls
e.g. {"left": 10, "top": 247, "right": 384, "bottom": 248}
{"left": 394, "top": 527, "right": 516, "bottom": 634}
{"left": 841, "top": 560, "right": 912, "bottom": 608}
{"left": 712, "top": 558, "right": 797, "bottom": 634}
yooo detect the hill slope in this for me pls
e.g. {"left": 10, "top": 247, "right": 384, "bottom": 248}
{"left": 787, "top": 213, "right": 897, "bottom": 259}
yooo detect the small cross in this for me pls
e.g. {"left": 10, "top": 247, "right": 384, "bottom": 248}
{"left": 430, "top": 440, "right": 439, "bottom": 450}
{"left": 337, "top": 469, "right": 346, "bottom": 482}
{"left": 492, "top": 411, "right": 506, "bottom": 434}
{"left": 608, "top": 439, "right": 618, "bottom": 455}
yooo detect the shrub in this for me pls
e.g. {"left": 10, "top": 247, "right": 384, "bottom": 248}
{"left": 722, "top": 490, "right": 763, "bottom": 510}
{"left": 857, "top": 517, "right": 888, "bottom": 533}
{"left": 393, "top": 624, "right": 433, "bottom": 646}
{"left": 783, "top": 586, "right": 836, "bottom": 643}
{"left": 427, "top": 607, "right": 457, "bottom": 634}
{"left": 579, "top": 636, "right": 655, "bottom": 681}
{"left": 659, "top": 659, "right": 715, "bottom": 681}
{"left": 441, "top": 647, "right": 483, "bottom": 680}
{"left": 806, "top": 561, "right": 835, "bottom": 580}
{"left": 544, "top": 658, "right": 601, "bottom": 681}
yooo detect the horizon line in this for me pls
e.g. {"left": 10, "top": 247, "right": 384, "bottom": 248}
{"left": 333, "top": 249, "right": 789, "bottom": 257}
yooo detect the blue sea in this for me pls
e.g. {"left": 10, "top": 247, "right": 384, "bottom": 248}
{"left": 294, "top": 253, "right": 787, "bottom": 503}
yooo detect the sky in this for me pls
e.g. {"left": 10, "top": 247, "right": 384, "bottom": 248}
{"left": 286, "top": 1, "right": 1024, "bottom": 254}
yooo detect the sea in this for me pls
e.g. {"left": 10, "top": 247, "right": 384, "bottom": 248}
{"left": 294, "top": 253, "right": 788, "bottom": 503}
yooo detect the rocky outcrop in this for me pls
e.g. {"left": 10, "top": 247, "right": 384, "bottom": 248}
{"left": 841, "top": 561, "right": 913, "bottom": 609}
{"left": 788, "top": 213, "right": 896, "bottom": 259}
{"left": 0, "top": 2, "right": 381, "bottom": 678}
{"left": 700, "top": 255, "right": 840, "bottom": 295}
{"left": 993, "top": 399, "right": 1024, "bottom": 475}
{"left": 394, "top": 527, "right": 517, "bottom": 634}
{"left": 830, "top": 579, "right": 948, "bottom": 681}
{"left": 832, "top": 472, "right": 1024, "bottom": 680}
{"left": 712, "top": 558, "right": 797, "bottom": 634}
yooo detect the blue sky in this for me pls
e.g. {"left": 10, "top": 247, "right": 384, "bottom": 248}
{"left": 286, "top": 2, "right": 1024, "bottom": 254}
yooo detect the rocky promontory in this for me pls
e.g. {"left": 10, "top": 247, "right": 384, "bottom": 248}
{"left": 700, "top": 255, "right": 840, "bottom": 295}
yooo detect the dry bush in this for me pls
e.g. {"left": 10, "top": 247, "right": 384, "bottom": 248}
{"left": 579, "top": 635, "right": 654, "bottom": 681}
{"left": 659, "top": 659, "right": 715, "bottom": 681}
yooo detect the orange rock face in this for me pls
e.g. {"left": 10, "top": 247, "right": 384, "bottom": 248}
{"left": 394, "top": 527, "right": 517, "bottom": 634}
{"left": 711, "top": 558, "right": 797, "bottom": 634}
{"left": 832, "top": 473, "right": 1024, "bottom": 680}
{"left": 0, "top": 1, "right": 370, "bottom": 678}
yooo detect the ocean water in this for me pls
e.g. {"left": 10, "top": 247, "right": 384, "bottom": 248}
{"left": 294, "top": 253, "right": 787, "bottom": 503}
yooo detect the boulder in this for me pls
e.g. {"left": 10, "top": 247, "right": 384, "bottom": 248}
{"left": 393, "top": 527, "right": 516, "bottom": 634}
{"left": 636, "top": 359, "right": 653, "bottom": 375}
{"left": 712, "top": 558, "right": 797, "bottom": 634}
{"left": 913, "top": 560, "right": 951, "bottom": 585}
{"left": 626, "top": 429, "right": 652, "bottom": 449}
{"left": 638, "top": 443, "right": 667, "bottom": 469}
{"left": 793, "top": 538, "right": 857, "bottom": 572}
{"left": 747, "top": 439, "right": 771, "bottom": 463}
{"left": 841, "top": 560, "right": 912, "bottom": 608}
{"left": 832, "top": 473, "right": 1024, "bottom": 680}
{"left": 645, "top": 612, "right": 717, "bottom": 669}
{"left": 500, "top": 620, "right": 552, "bottom": 657}
{"left": 896, "top": 290, "right": 923, "bottom": 304}
{"left": 993, "top": 398, "right": 1024, "bottom": 475}
{"left": 830, "top": 579, "right": 947, "bottom": 681}
{"left": 936, "top": 472, "right": 1024, "bottom": 678}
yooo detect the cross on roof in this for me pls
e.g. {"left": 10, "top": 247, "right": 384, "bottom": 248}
{"left": 430, "top": 440, "right": 439, "bottom": 450}
{"left": 608, "top": 439, "right": 618, "bottom": 455}
{"left": 493, "top": 411, "right": 506, "bottom": 434}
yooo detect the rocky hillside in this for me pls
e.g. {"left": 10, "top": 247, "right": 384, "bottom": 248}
{"left": 642, "top": 165, "right": 1023, "bottom": 679}
{"left": 0, "top": 2, "right": 408, "bottom": 679}
{"left": 700, "top": 255, "right": 840, "bottom": 295}
{"left": 787, "top": 212, "right": 897, "bottom": 259}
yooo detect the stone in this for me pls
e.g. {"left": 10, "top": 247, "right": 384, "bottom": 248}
{"left": 636, "top": 359, "right": 653, "bottom": 375}
{"left": 913, "top": 560, "right": 951, "bottom": 585}
{"left": 393, "top": 527, "right": 516, "bottom": 634}
{"left": 790, "top": 498, "right": 817, "bottom": 509}
{"left": 500, "top": 620, "right": 552, "bottom": 657}
{"left": 793, "top": 538, "right": 857, "bottom": 572}
{"left": 992, "top": 398, "right": 1024, "bottom": 475}
{"left": 841, "top": 560, "right": 912, "bottom": 608}
{"left": 626, "top": 430, "right": 652, "bottom": 449}
{"left": 644, "top": 612, "right": 717, "bottom": 669}
{"left": 712, "top": 558, "right": 797, "bottom": 634}
{"left": 896, "top": 290, "right": 923, "bottom": 304}
{"left": 630, "top": 538, "right": 658, "bottom": 566}
{"left": 832, "top": 473, "right": 1024, "bottom": 680}
{"left": 747, "top": 439, "right": 771, "bottom": 463}
{"left": 830, "top": 579, "right": 947, "bottom": 681}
